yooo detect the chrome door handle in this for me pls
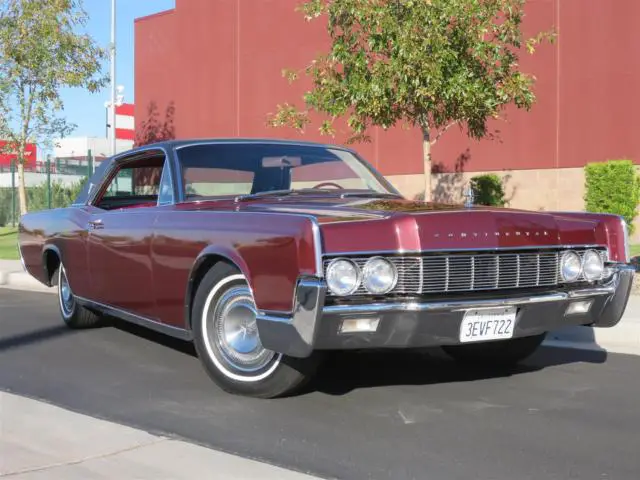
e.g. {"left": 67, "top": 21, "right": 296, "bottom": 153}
{"left": 88, "top": 219, "right": 104, "bottom": 230}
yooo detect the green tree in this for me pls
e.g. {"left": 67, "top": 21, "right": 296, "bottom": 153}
{"left": 268, "top": 0, "right": 554, "bottom": 200}
{"left": 0, "top": 0, "right": 107, "bottom": 215}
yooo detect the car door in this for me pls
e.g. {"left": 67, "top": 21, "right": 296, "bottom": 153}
{"left": 86, "top": 150, "right": 166, "bottom": 320}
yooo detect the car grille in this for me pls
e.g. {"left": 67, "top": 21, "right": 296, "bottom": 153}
{"left": 323, "top": 249, "right": 608, "bottom": 296}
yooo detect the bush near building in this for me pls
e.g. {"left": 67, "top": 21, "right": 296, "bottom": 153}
{"left": 584, "top": 160, "right": 640, "bottom": 234}
{"left": 470, "top": 174, "right": 507, "bottom": 207}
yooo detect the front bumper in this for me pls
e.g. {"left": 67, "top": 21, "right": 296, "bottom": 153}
{"left": 256, "top": 264, "right": 635, "bottom": 358}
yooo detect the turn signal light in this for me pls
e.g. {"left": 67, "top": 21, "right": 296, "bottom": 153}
{"left": 339, "top": 317, "right": 380, "bottom": 334}
{"left": 565, "top": 300, "right": 593, "bottom": 315}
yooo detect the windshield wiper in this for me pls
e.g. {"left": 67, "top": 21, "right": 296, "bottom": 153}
{"left": 338, "top": 191, "right": 404, "bottom": 199}
{"left": 234, "top": 188, "right": 337, "bottom": 201}
{"left": 235, "top": 188, "right": 404, "bottom": 202}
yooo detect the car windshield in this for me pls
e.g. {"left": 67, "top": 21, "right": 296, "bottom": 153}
{"left": 175, "top": 142, "right": 401, "bottom": 200}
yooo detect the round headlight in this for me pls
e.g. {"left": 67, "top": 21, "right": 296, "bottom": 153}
{"left": 326, "top": 259, "right": 360, "bottom": 296}
{"left": 362, "top": 257, "right": 398, "bottom": 294}
{"left": 582, "top": 249, "right": 604, "bottom": 281}
{"left": 560, "top": 251, "right": 582, "bottom": 282}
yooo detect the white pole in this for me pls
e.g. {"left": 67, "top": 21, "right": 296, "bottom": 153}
{"left": 109, "top": 0, "right": 117, "bottom": 157}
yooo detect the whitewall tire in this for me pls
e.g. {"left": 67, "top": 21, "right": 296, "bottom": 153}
{"left": 191, "top": 262, "right": 322, "bottom": 398}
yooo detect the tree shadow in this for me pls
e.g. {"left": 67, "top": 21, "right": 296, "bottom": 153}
{"left": 421, "top": 148, "right": 519, "bottom": 207}
{"left": 428, "top": 149, "right": 472, "bottom": 203}
{"left": 135, "top": 101, "right": 176, "bottom": 147}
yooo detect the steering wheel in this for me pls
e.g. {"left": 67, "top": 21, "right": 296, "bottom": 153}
{"left": 312, "top": 182, "right": 343, "bottom": 190}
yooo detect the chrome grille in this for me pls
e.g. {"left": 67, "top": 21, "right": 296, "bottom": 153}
{"left": 323, "top": 249, "right": 608, "bottom": 296}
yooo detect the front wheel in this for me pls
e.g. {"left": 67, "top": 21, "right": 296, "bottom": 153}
{"left": 191, "top": 262, "right": 322, "bottom": 398}
{"left": 441, "top": 333, "right": 546, "bottom": 367}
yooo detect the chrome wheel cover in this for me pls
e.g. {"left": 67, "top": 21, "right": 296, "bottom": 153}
{"left": 202, "top": 275, "right": 281, "bottom": 382}
{"left": 58, "top": 265, "right": 75, "bottom": 319}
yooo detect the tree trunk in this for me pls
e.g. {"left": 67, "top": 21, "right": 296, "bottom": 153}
{"left": 17, "top": 160, "right": 28, "bottom": 216}
{"left": 421, "top": 128, "right": 432, "bottom": 202}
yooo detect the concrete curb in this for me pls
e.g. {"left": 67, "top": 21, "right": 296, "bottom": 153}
{"left": 2, "top": 263, "right": 639, "bottom": 356}
{"left": 0, "top": 270, "right": 54, "bottom": 293}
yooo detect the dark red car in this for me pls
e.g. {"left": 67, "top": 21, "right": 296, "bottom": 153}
{"left": 18, "top": 139, "right": 634, "bottom": 398}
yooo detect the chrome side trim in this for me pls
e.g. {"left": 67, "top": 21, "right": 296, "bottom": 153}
{"left": 310, "top": 218, "right": 324, "bottom": 278}
{"left": 74, "top": 208, "right": 325, "bottom": 278}
{"left": 255, "top": 277, "right": 327, "bottom": 358}
{"left": 76, "top": 296, "right": 193, "bottom": 341}
{"left": 621, "top": 216, "right": 630, "bottom": 263}
{"left": 322, "top": 287, "right": 615, "bottom": 315}
{"left": 322, "top": 245, "right": 608, "bottom": 257}
{"left": 109, "top": 209, "right": 325, "bottom": 278}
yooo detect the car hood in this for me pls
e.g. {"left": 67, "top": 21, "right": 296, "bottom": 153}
{"left": 236, "top": 196, "right": 603, "bottom": 254}
{"left": 179, "top": 196, "right": 603, "bottom": 254}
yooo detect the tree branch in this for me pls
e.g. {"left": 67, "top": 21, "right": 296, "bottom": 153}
{"left": 430, "top": 121, "right": 458, "bottom": 146}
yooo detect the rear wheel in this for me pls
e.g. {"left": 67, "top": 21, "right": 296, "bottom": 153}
{"left": 56, "top": 263, "right": 103, "bottom": 329}
{"left": 441, "top": 333, "right": 546, "bottom": 367}
{"left": 192, "top": 262, "right": 321, "bottom": 398}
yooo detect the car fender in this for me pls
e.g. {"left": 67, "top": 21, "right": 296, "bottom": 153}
{"left": 183, "top": 244, "right": 253, "bottom": 329}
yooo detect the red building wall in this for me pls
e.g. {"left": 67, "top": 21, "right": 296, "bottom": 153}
{"left": 134, "top": 0, "right": 640, "bottom": 177}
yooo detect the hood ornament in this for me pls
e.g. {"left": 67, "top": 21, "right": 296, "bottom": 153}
{"left": 463, "top": 183, "right": 475, "bottom": 208}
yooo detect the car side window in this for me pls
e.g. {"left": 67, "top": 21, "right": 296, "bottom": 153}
{"left": 93, "top": 154, "right": 166, "bottom": 210}
{"left": 157, "top": 160, "right": 175, "bottom": 205}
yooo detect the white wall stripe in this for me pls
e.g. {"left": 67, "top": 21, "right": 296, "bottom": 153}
{"left": 115, "top": 114, "right": 135, "bottom": 130}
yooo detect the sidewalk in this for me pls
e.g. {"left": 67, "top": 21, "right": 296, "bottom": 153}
{"left": 0, "top": 391, "right": 319, "bottom": 479}
{"left": 0, "top": 260, "right": 51, "bottom": 294}
{"left": 1, "top": 259, "right": 639, "bottom": 355}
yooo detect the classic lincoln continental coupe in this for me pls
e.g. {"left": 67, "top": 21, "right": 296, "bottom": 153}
{"left": 18, "top": 139, "right": 634, "bottom": 398}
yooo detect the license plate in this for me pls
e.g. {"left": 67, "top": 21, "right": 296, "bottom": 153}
{"left": 459, "top": 307, "right": 517, "bottom": 343}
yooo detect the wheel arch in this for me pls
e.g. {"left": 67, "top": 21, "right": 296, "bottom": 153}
{"left": 42, "top": 244, "right": 62, "bottom": 287}
{"left": 184, "top": 246, "right": 252, "bottom": 330}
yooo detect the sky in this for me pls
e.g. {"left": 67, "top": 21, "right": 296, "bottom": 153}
{"left": 59, "top": 0, "right": 175, "bottom": 139}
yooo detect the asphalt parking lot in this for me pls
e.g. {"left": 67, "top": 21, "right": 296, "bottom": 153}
{"left": 2, "top": 288, "right": 640, "bottom": 480}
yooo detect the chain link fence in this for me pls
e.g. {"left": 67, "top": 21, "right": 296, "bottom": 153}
{"left": 0, "top": 150, "right": 103, "bottom": 227}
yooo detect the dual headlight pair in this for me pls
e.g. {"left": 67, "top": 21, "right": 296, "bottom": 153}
{"left": 326, "top": 257, "right": 397, "bottom": 296}
{"left": 560, "top": 249, "right": 604, "bottom": 282}
{"left": 327, "top": 249, "right": 605, "bottom": 296}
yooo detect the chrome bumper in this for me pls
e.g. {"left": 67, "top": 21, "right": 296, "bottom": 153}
{"left": 255, "top": 265, "right": 634, "bottom": 358}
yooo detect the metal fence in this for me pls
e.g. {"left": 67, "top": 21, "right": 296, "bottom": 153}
{"left": 0, "top": 151, "right": 103, "bottom": 228}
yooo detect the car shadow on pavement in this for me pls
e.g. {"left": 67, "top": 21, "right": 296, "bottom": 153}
{"left": 105, "top": 317, "right": 608, "bottom": 397}
{"left": 0, "top": 324, "right": 81, "bottom": 353}
{"left": 109, "top": 317, "right": 197, "bottom": 356}
{"left": 308, "top": 346, "right": 608, "bottom": 396}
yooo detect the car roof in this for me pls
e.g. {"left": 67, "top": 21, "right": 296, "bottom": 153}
{"left": 72, "top": 137, "right": 359, "bottom": 206}
{"left": 135, "top": 137, "right": 356, "bottom": 152}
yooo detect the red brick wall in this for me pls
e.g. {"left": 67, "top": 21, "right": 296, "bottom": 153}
{"left": 135, "top": 0, "right": 640, "bottom": 176}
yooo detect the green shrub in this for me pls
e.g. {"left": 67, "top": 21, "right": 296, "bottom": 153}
{"left": 470, "top": 174, "right": 507, "bottom": 207}
{"left": 0, "top": 178, "right": 87, "bottom": 227}
{"left": 584, "top": 160, "right": 640, "bottom": 234}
